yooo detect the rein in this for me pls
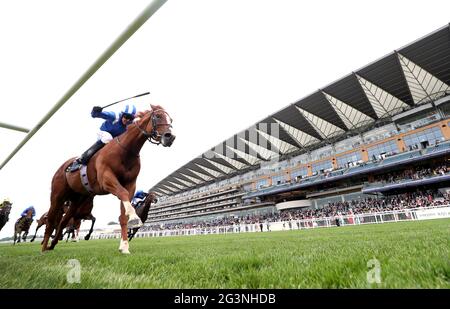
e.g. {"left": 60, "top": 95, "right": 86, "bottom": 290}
{"left": 114, "top": 108, "right": 172, "bottom": 154}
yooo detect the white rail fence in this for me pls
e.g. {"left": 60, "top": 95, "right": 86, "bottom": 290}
{"left": 85, "top": 205, "right": 450, "bottom": 240}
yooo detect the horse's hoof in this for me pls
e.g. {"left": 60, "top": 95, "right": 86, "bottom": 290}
{"left": 119, "top": 239, "right": 131, "bottom": 254}
{"left": 84, "top": 235, "right": 90, "bottom": 241}
{"left": 127, "top": 217, "right": 143, "bottom": 229}
{"left": 119, "top": 248, "right": 130, "bottom": 254}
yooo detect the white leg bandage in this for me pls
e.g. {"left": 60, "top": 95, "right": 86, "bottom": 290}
{"left": 123, "top": 201, "right": 136, "bottom": 217}
{"left": 123, "top": 201, "right": 143, "bottom": 228}
{"left": 119, "top": 239, "right": 130, "bottom": 254}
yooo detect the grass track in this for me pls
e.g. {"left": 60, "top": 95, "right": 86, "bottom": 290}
{"left": 0, "top": 219, "right": 449, "bottom": 288}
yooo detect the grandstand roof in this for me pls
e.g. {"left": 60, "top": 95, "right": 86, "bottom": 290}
{"left": 151, "top": 24, "right": 450, "bottom": 196}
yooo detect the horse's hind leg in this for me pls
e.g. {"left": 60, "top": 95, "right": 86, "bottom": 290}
{"left": 50, "top": 206, "right": 76, "bottom": 250}
{"left": 43, "top": 200, "right": 65, "bottom": 251}
{"left": 30, "top": 223, "right": 42, "bottom": 242}
{"left": 128, "top": 227, "right": 138, "bottom": 242}
{"left": 85, "top": 215, "right": 95, "bottom": 240}
{"left": 50, "top": 196, "right": 87, "bottom": 250}
{"left": 22, "top": 231, "right": 28, "bottom": 242}
{"left": 65, "top": 230, "right": 71, "bottom": 242}
{"left": 43, "top": 163, "right": 73, "bottom": 252}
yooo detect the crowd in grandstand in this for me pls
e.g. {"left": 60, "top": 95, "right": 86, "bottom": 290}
{"left": 372, "top": 164, "right": 448, "bottom": 184}
{"left": 141, "top": 189, "right": 449, "bottom": 231}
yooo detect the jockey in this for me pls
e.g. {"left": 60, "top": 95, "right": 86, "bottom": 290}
{"left": 20, "top": 206, "right": 36, "bottom": 218}
{"left": 67, "top": 104, "right": 137, "bottom": 172}
{"left": 0, "top": 198, "right": 12, "bottom": 208}
{"left": 132, "top": 190, "right": 148, "bottom": 209}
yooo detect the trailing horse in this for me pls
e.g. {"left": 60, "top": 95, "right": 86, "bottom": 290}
{"left": 13, "top": 209, "right": 34, "bottom": 244}
{"left": 30, "top": 202, "right": 96, "bottom": 242}
{"left": 128, "top": 191, "right": 158, "bottom": 241}
{"left": 0, "top": 199, "right": 12, "bottom": 232}
{"left": 42, "top": 105, "right": 174, "bottom": 254}
{"left": 62, "top": 213, "right": 96, "bottom": 242}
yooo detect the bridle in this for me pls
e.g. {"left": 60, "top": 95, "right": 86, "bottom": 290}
{"left": 134, "top": 108, "right": 173, "bottom": 145}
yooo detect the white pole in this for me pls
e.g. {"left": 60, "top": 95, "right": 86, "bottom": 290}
{"left": 0, "top": 122, "right": 30, "bottom": 133}
{"left": 0, "top": 0, "right": 168, "bottom": 170}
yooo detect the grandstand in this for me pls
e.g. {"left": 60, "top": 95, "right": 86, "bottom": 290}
{"left": 145, "top": 24, "right": 450, "bottom": 232}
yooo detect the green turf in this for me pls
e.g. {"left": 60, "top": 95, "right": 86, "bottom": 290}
{"left": 0, "top": 219, "right": 449, "bottom": 288}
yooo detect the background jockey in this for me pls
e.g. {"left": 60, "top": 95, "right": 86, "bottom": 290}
{"left": 21, "top": 206, "right": 36, "bottom": 218}
{"left": 67, "top": 104, "right": 137, "bottom": 172}
{"left": 132, "top": 190, "right": 148, "bottom": 209}
{"left": 0, "top": 198, "right": 12, "bottom": 209}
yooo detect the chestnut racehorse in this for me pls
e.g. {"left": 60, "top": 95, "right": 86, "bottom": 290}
{"left": 30, "top": 202, "right": 96, "bottom": 242}
{"left": 128, "top": 191, "right": 158, "bottom": 241}
{"left": 62, "top": 213, "right": 96, "bottom": 242}
{"left": 30, "top": 202, "right": 70, "bottom": 243}
{"left": 42, "top": 104, "right": 174, "bottom": 254}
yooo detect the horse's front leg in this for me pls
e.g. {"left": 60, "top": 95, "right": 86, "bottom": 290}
{"left": 128, "top": 227, "right": 138, "bottom": 242}
{"left": 85, "top": 216, "right": 96, "bottom": 240}
{"left": 30, "top": 224, "right": 42, "bottom": 242}
{"left": 118, "top": 207, "right": 130, "bottom": 254}
{"left": 65, "top": 230, "right": 71, "bottom": 242}
{"left": 22, "top": 231, "right": 28, "bottom": 242}
{"left": 100, "top": 170, "right": 141, "bottom": 229}
{"left": 100, "top": 170, "right": 141, "bottom": 254}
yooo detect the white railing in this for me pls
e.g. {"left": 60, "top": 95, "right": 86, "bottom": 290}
{"left": 86, "top": 205, "right": 450, "bottom": 240}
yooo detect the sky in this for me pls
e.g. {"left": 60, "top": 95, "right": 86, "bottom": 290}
{"left": 0, "top": 0, "right": 449, "bottom": 238}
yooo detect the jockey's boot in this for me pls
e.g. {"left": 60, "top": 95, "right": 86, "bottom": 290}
{"left": 79, "top": 140, "right": 105, "bottom": 165}
{"left": 67, "top": 140, "right": 105, "bottom": 172}
{"left": 67, "top": 140, "right": 106, "bottom": 172}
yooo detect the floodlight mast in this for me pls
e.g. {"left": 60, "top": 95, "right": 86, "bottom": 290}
{"left": 0, "top": 0, "right": 168, "bottom": 170}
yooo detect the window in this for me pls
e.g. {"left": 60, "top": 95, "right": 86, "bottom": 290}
{"left": 243, "top": 184, "right": 253, "bottom": 192}
{"left": 292, "top": 153, "right": 309, "bottom": 165}
{"left": 310, "top": 145, "right": 334, "bottom": 161}
{"left": 291, "top": 167, "right": 308, "bottom": 180}
{"left": 335, "top": 135, "right": 362, "bottom": 153}
{"left": 271, "top": 175, "right": 285, "bottom": 185}
{"left": 403, "top": 127, "right": 444, "bottom": 150}
{"left": 336, "top": 151, "right": 362, "bottom": 168}
{"left": 367, "top": 140, "right": 398, "bottom": 160}
{"left": 363, "top": 123, "right": 397, "bottom": 144}
{"left": 256, "top": 179, "right": 268, "bottom": 189}
{"left": 311, "top": 160, "right": 332, "bottom": 173}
